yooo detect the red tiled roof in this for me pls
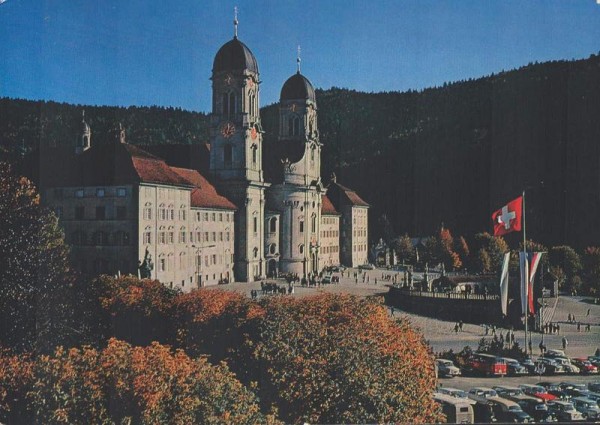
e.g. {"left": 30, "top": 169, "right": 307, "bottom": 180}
{"left": 321, "top": 194, "right": 340, "bottom": 215}
{"left": 171, "top": 167, "right": 237, "bottom": 210}
{"left": 329, "top": 181, "right": 369, "bottom": 207}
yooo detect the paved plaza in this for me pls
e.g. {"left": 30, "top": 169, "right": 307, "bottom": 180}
{"left": 209, "top": 268, "right": 600, "bottom": 359}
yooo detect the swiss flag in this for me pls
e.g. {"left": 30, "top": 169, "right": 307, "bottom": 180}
{"left": 492, "top": 196, "right": 523, "bottom": 236}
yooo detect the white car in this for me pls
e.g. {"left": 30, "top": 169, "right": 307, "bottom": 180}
{"left": 552, "top": 357, "right": 580, "bottom": 374}
{"left": 436, "top": 359, "right": 461, "bottom": 378}
{"left": 468, "top": 387, "right": 498, "bottom": 404}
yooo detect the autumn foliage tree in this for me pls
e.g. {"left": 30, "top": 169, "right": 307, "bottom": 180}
{"left": 251, "top": 294, "right": 442, "bottom": 424}
{"left": 95, "top": 275, "right": 180, "bottom": 346}
{"left": 0, "top": 163, "right": 74, "bottom": 352}
{"left": 175, "top": 292, "right": 442, "bottom": 424}
{"left": 0, "top": 339, "right": 277, "bottom": 424}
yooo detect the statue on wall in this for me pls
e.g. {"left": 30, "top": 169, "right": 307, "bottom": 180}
{"left": 138, "top": 247, "right": 154, "bottom": 279}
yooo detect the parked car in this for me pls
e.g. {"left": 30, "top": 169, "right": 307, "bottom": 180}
{"left": 588, "top": 356, "right": 600, "bottom": 369}
{"left": 358, "top": 263, "right": 375, "bottom": 270}
{"left": 468, "top": 387, "right": 499, "bottom": 404}
{"left": 521, "top": 357, "right": 538, "bottom": 374}
{"left": 546, "top": 400, "right": 586, "bottom": 422}
{"left": 589, "top": 381, "right": 600, "bottom": 393}
{"left": 571, "top": 397, "right": 600, "bottom": 420}
{"left": 559, "top": 382, "right": 588, "bottom": 392}
{"left": 537, "top": 381, "right": 570, "bottom": 400}
{"left": 472, "top": 401, "right": 496, "bottom": 424}
{"left": 436, "top": 359, "right": 461, "bottom": 378}
{"left": 571, "top": 357, "right": 598, "bottom": 374}
{"left": 568, "top": 389, "right": 600, "bottom": 405}
{"left": 517, "top": 399, "right": 557, "bottom": 423}
{"left": 489, "top": 398, "right": 534, "bottom": 423}
{"left": 537, "top": 357, "right": 566, "bottom": 375}
{"left": 503, "top": 357, "right": 528, "bottom": 376}
{"left": 433, "top": 393, "right": 475, "bottom": 424}
{"left": 321, "top": 275, "right": 332, "bottom": 284}
{"left": 551, "top": 357, "right": 580, "bottom": 374}
{"left": 437, "top": 387, "right": 473, "bottom": 402}
{"left": 545, "top": 349, "right": 567, "bottom": 358}
{"left": 519, "top": 384, "right": 557, "bottom": 402}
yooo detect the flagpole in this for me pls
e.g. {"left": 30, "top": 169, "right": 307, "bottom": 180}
{"left": 522, "top": 189, "right": 529, "bottom": 356}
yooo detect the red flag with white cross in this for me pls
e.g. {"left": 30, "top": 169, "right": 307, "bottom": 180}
{"left": 492, "top": 196, "right": 523, "bottom": 236}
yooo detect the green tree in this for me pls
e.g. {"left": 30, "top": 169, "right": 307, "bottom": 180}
{"left": 476, "top": 248, "right": 492, "bottom": 274}
{"left": 582, "top": 247, "right": 600, "bottom": 295}
{"left": 549, "top": 246, "right": 582, "bottom": 290}
{"left": 0, "top": 163, "right": 73, "bottom": 352}
{"left": 473, "top": 232, "right": 509, "bottom": 274}
{"left": 392, "top": 234, "right": 415, "bottom": 264}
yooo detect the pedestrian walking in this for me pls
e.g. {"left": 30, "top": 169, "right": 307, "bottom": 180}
{"left": 562, "top": 336, "right": 568, "bottom": 352}
{"left": 586, "top": 323, "right": 591, "bottom": 332}
{"left": 587, "top": 308, "right": 591, "bottom": 317}
{"left": 459, "top": 320, "right": 464, "bottom": 332}
{"left": 454, "top": 323, "right": 459, "bottom": 334}
{"left": 577, "top": 322, "right": 581, "bottom": 332}
{"left": 484, "top": 324, "right": 489, "bottom": 336}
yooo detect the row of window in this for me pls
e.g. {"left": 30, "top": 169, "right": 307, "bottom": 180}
{"left": 353, "top": 244, "right": 367, "bottom": 252}
{"left": 76, "top": 258, "right": 129, "bottom": 274}
{"left": 322, "top": 217, "right": 338, "bottom": 225}
{"left": 143, "top": 229, "right": 232, "bottom": 245}
{"left": 66, "top": 187, "right": 127, "bottom": 199}
{"left": 68, "top": 206, "right": 127, "bottom": 220}
{"left": 143, "top": 206, "right": 233, "bottom": 223}
{"left": 321, "top": 230, "right": 339, "bottom": 238}
{"left": 71, "top": 231, "right": 130, "bottom": 246}
{"left": 321, "top": 245, "right": 339, "bottom": 254}
{"left": 154, "top": 187, "right": 188, "bottom": 201}
{"left": 353, "top": 229, "right": 367, "bottom": 238}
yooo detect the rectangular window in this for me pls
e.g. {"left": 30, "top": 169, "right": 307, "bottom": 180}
{"left": 116, "top": 206, "right": 126, "bottom": 219}
{"left": 159, "top": 259, "right": 166, "bottom": 272}
{"left": 75, "top": 206, "right": 84, "bottom": 219}
{"left": 205, "top": 232, "right": 209, "bottom": 242}
{"left": 168, "top": 232, "right": 174, "bottom": 244}
{"left": 224, "top": 144, "right": 233, "bottom": 165}
{"left": 75, "top": 189, "right": 84, "bottom": 198}
{"left": 299, "top": 221, "right": 304, "bottom": 233}
{"left": 205, "top": 256, "right": 209, "bottom": 267}
{"left": 204, "top": 212, "right": 209, "bottom": 221}
{"left": 96, "top": 206, "right": 106, "bottom": 220}
{"left": 96, "top": 188, "right": 105, "bottom": 197}
{"left": 253, "top": 217, "right": 257, "bottom": 233}
{"left": 212, "top": 254, "right": 217, "bottom": 265}
{"left": 212, "top": 232, "right": 216, "bottom": 242}
{"left": 212, "top": 213, "right": 216, "bottom": 221}
{"left": 226, "top": 232, "right": 230, "bottom": 242}
{"left": 219, "top": 213, "right": 223, "bottom": 222}
{"left": 219, "top": 232, "right": 223, "bottom": 242}
{"left": 196, "top": 212, "right": 201, "bottom": 221}
{"left": 117, "top": 188, "right": 126, "bottom": 197}
{"left": 159, "top": 232, "right": 166, "bottom": 244}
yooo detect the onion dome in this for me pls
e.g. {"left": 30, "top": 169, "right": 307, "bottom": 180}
{"left": 280, "top": 72, "right": 316, "bottom": 103}
{"left": 213, "top": 37, "right": 259, "bottom": 74}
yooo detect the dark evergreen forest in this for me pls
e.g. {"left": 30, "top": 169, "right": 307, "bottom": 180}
{"left": 2, "top": 53, "right": 600, "bottom": 248}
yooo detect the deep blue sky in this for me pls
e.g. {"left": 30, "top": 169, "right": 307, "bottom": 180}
{"left": 1, "top": 0, "right": 600, "bottom": 112}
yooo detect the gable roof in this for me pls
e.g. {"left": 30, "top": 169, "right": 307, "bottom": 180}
{"left": 43, "top": 142, "right": 191, "bottom": 188}
{"left": 327, "top": 181, "right": 369, "bottom": 208}
{"left": 170, "top": 167, "right": 237, "bottom": 210}
{"left": 321, "top": 194, "right": 340, "bottom": 215}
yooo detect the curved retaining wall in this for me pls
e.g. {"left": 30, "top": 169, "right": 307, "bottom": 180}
{"left": 385, "top": 286, "right": 516, "bottom": 326}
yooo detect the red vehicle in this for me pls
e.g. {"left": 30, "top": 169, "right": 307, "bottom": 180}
{"left": 572, "top": 357, "right": 598, "bottom": 374}
{"left": 464, "top": 353, "right": 507, "bottom": 377}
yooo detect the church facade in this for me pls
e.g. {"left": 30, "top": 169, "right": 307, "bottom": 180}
{"left": 42, "top": 24, "right": 369, "bottom": 288}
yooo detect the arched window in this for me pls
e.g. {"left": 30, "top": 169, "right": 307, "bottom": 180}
{"left": 251, "top": 145, "right": 257, "bottom": 164}
{"left": 299, "top": 244, "right": 305, "bottom": 254}
{"left": 269, "top": 244, "right": 277, "bottom": 255}
{"left": 253, "top": 247, "right": 259, "bottom": 258}
{"left": 311, "top": 214, "right": 316, "bottom": 233}
{"left": 179, "top": 226, "right": 186, "bottom": 243}
{"left": 249, "top": 91, "right": 256, "bottom": 117}
{"left": 269, "top": 217, "right": 277, "bottom": 233}
{"left": 223, "top": 92, "right": 236, "bottom": 118}
{"left": 288, "top": 116, "right": 300, "bottom": 136}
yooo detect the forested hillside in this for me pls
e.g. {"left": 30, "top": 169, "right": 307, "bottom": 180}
{"left": 2, "top": 53, "right": 600, "bottom": 248}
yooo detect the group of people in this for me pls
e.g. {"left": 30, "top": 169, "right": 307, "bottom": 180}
{"left": 543, "top": 322, "right": 561, "bottom": 334}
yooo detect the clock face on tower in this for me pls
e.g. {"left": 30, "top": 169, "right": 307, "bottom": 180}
{"left": 221, "top": 122, "right": 236, "bottom": 138}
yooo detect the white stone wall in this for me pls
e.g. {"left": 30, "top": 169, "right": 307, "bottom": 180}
{"left": 46, "top": 184, "right": 137, "bottom": 275}
{"left": 319, "top": 214, "right": 340, "bottom": 268}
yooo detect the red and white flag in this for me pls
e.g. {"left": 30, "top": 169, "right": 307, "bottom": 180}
{"left": 492, "top": 196, "right": 523, "bottom": 236}
{"left": 519, "top": 251, "right": 543, "bottom": 314}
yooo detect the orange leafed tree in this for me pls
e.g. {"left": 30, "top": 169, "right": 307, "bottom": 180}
{"left": 0, "top": 339, "right": 278, "bottom": 424}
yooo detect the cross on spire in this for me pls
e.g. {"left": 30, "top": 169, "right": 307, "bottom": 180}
{"left": 233, "top": 6, "right": 238, "bottom": 38}
{"left": 296, "top": 45, "right": 301, "bottom": 73}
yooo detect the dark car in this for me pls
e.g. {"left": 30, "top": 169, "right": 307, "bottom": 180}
{"left": 589, "top": 381, "right": 600, "bottom": 393}
{"left": 537, "top": 382, "right": 570, "bottom": 400}
{"left": 567, "top": 389, "right": 600, "bottom": 404}
{"left": 572, "top": 358, "right": 598, "bottom": 374}
{"left": 503, "top": 357, "right": 528, "bottom": 376}
{"left": 517, "top": 399, "right": 557, "bottom": 423}
{"left": 490, "top": 398, "right": 534, "bottom": 423}
{"left": 537, "top": 357, "right": 565, "bottom": 375}
{"left": 521, "top": 357, "right": 537, "bottom": 374}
